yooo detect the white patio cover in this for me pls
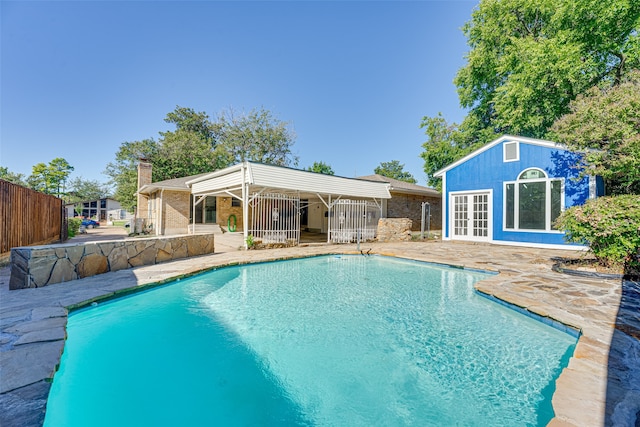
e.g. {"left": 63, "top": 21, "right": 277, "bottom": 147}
{"left": 186, "top": 162, "right": 391, "bottom": 247}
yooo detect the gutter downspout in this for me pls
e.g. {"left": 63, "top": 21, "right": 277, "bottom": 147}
{"left": 158, "top": 188, "right": 164, "bottom": 236}
{"left": 191, "top": 194, "right": 196, "bottom": 235}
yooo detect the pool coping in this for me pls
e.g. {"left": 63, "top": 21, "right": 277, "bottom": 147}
{"left": 1, "top": 241, "right": 638, "bottom": 427}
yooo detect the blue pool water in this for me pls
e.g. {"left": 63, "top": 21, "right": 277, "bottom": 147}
{"left": 44, "top": 255, "right": 576, "bottom": 426}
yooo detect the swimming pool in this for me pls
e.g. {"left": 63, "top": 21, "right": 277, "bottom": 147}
{"left": 44, "top": 255, "right": 576, "bottom": 426}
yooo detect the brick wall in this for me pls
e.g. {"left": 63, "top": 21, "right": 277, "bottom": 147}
{"left": 216, "top": 197, "right": 244, "bottom": 230}
{"left": 387, "top": 193, "right": 441, "bottom": 231}
{"left": 162, "top": 190, "right": 191, "bottom": 234}
{"left": 136, "top": 161, "right": 153, "bottom": 221}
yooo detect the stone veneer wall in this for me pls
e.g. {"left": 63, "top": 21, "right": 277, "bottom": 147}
{"left": 377, "top": 218, "right": 412, "bottom": 242}
{"left": 9, "top": 234, "right": 215, "bottom": 290}
{"left": 387, "top": 193, "right": 441, "bottom": 231}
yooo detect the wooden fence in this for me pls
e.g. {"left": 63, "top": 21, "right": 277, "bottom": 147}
{"left": 0, "top": 179, "right": 66, "bottom": 256}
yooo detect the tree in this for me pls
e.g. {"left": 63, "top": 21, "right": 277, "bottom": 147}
{"left": 420, "top": 114, "right": 479, "bottom": 190}
{"left": 306, "top": 161, "right": 335, "bottom": 175}
{"left": 105, "top": 139, "right": 159, "bottom": 212}
{"left": 0, "top": 167, "right": 27, "bottom": 186}
{"left": 27, "top": 158, "right": 74, "bottom": 196}
{"left": 163, "top": 105, "right": 215, "bottom": 145}
{"left": 455, "top": 0, "right": 639, "bottom": 138}
{"left": 155, "top": 130, "right": 230, "bottom": 181}
{"left": 67, "top": 177, "right": 112, "bottom": 202}
{"left": 106, "top": 106, "right": 298, "bottom": 212}
{"left": 374, "top": 160, "right": 417, "bottom": 184}
{"left": 421, "top": 0, "right": 640, "bottom": 181}
{"left": 550, "top": 71, "right": 640, "bottom": 195}
{"left": 215, "top": 107, "right": 298, "bottom": 167}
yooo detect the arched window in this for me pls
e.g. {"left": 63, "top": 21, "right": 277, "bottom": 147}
{"left": 504, "top": 168, "right": 563, "bottom": 231}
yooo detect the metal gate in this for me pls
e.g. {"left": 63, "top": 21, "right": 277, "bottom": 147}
{"left": 249, "top": 193, "right": 300, "bottom": 244}
{"left": 329, "top": 199, "right": 380, "bottom": 243}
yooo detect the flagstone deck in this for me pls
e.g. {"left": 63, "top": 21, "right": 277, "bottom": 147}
{"left": 1, "top": 239, "right": 638, "bottom": 426}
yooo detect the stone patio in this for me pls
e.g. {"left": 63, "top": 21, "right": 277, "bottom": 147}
{"left": 1, "top": 238, "right": 638, "bottom": 426}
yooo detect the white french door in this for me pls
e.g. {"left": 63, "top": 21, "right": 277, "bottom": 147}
{"left": 450, "top": 192, "right": 491, "bottom": 241}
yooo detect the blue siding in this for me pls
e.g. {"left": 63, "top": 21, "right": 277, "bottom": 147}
{"left": 443, "top": 139, "right": 592, "bottom": 246}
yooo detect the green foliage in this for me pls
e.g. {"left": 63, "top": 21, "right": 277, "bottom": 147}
{"left": 455, "top": 0, "right": 639, "bottom": 138}
{"left": 106, "top": 106, "right": 298, "bottom": 213}
{"left": 215, "top": 107, "right": 298, "bottom": 167}
{"left": 66, "top": 177, "right": 111, "bottom": 203}
{"left": 67, "top": 217, "right": 82, "bottom": 238}
{"left": 245, "top": 233, "right": 255, "bottom": 249}
{"left": 374, "top": 160, "right": 417, "bottom": 184}
{"left": 556, "top": 195, "right": 640, "bottom": 268}
{"left": 154, "top": 129, "right": 228, "bottom": 181}
{"left": 0, "top": 167, "right": 27, "bottom": 186}
{"left": 163, "top": 105, "right": 215, "bottom": 145}
{"left": 104, "top": 138, "right": 159, "bottom": 212}
{"left": 306, "top": 161, "right": 335, "bottom": 175}
{"left": 422, "top": 0, "right": 640, "bottom": 180}
{"left": 550, "top": 71, "right": 640, "bottom": 195}
{"left": 27, "top": 158, "right": 74, "bottom": 197}
{"left": 420, "top": 114, "right": 484, "bottom": 190}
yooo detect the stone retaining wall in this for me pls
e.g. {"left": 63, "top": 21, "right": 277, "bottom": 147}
{"left": 377, "top": 218, "right": 412, "bottom": 242}
{"left": 9, "top": 234, "right": 215, "bottom": 290}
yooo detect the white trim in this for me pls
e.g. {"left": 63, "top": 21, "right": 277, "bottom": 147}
{"left": 518, "top": 167, "right": 547, "bottom": 180}
{"left": 448, "top": 189, "right": 492, "bottom": 242}
{"left": 440, "top": 174, "right": 447, "bottom": 236}
{"left": 503, "top": 141, "right": 519, "bottom": 162}
{"left": 589, "top": 175, "right": 596, "bottom": 199}
{"left": 433, "top": 134, "right": 565, "bottom": 177}
{"left": 503, "top": 171, "right": 565, "bottom": 233}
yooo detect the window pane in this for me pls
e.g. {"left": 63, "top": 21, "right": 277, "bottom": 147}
{"left": 504, "top": 142, "right": 518, "bottom": 161}
{"left": 505, "top": 184, "right": 514, "bottom": 229}
{"left": 550, "top": 180, "right": 562, "bottom": 230}
{"left": 519, "top": 182, "right": 546, "bottom": 229}
{"left": 519, "top": 169, "right": 546, "bottom": 180}
{"left": 204, "top": 196, "right": 216, "bottom": 224}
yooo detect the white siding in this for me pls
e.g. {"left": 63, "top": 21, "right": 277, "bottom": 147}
{"left": 249, "top": 163, "right": 390, "bottom": 199}
{"left": 190, "top": 162, "right": 391, "bottom": 199}
{"left": 191, "top": 171, "right": 243, "bottom": 194}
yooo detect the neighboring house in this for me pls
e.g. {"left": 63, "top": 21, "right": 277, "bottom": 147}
{"left": 434, "top": 135, "right": 604, "bottom": 249}
{"left": 357, "top": 174, "right": 441, "bottom": 231}
{"left": 64, "top": 198, "right": 129, "bottom": 222}
{"left": 136, "top": 161, "right": 398, "bottom": 245}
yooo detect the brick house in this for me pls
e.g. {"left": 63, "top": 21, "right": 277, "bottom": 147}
{"left": 137, "top": 161, "right": 441, "bottom": 246}
{"left": 356, "top": 175, "right": 441, "bottom": 232}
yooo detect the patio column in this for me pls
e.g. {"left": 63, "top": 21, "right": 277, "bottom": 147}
{"left": 242, "top": 163, "right": 249, "bottom": 250}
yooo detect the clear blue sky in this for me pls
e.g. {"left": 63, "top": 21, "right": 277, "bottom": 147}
{"left": 1, "top": 1, "right": 476, "bottom": 187}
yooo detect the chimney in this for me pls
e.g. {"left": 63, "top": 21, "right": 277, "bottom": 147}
{"left": 137, "top": 158, "right": 153, "bottom": 189}
{"left": 136, "top": 159, "right": 152, "bottom": 222}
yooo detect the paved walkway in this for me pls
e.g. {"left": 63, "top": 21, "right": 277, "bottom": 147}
{"left": 1, "top": 238, "right": 638, "bottom": 426}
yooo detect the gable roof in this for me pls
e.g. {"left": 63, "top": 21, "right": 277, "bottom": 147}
{"left": 356, "top": 174, "right": 440, "bottom": 197}
{"left": 432, "top": 134, "right": 566, "bottom": 177}
{"left": 138, "top": 172, "right": 211, "bottom": 195}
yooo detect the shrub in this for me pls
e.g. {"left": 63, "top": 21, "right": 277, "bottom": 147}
{"left": 67, "top": 217, "right": 82, "bottom": 238}
{"left": 555, "top": 195, "right": 640, "bottom": 269}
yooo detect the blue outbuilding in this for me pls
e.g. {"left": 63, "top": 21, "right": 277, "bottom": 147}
{"left": 433, "top": 135, "right": 604, "bottom": 249}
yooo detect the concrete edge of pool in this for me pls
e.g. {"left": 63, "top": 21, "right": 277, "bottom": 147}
{"left": 1, "top": 241, "right": 638, "bottom": 427}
